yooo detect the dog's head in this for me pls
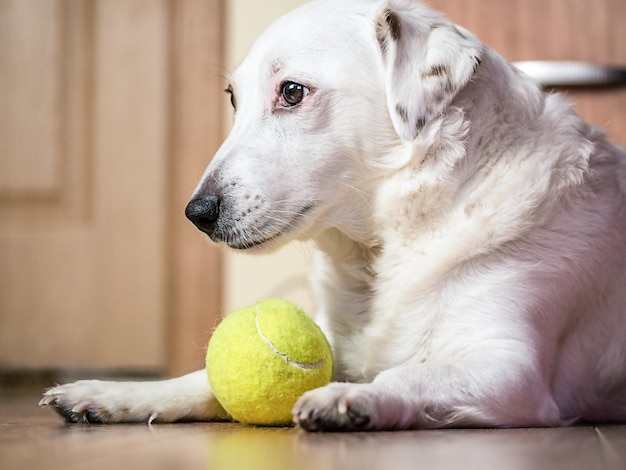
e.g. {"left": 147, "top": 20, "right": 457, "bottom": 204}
{"left": 186, "top": 0, "right": 482, "bottom": 250}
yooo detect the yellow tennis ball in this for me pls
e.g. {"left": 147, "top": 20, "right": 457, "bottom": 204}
{"left": 206, "top": 299, "right": 333, "bottom": 426}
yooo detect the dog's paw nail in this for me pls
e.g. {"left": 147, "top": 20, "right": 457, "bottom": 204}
{"left": 39, "top": 388, "right": 62, "bottom": 407}
{"left": 83, "top": 409, "right": 105, "bottom": 424}
{"left": 337, "top": 399, "right": 370, "bottom": 429}
{"left": 71, "top": 401, "right": 93, "bottom": 415}
{"left": 39, "top": 396, "right": 54, "bottom": 407}
{"left": 294, "top": 409, "right": 321, "bottom": 432}
{"left": 349, "top": 409, "right": 370, "bottom": 428}
{"left": 295, "top": 409, "right": 308, "bottom": 422}
{"left": 66, "top": 402, "right": 105, "bottom": 424}
{"left": 52, "top": 404, "right": 80, "bottom": 423}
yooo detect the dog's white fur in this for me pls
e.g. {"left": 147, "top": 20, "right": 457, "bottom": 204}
{"left": 41, "top": 0, "right": 626, "bottom": 430}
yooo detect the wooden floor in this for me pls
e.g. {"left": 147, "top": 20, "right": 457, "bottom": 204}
{"left": 2, "top": 391, "right": 625, "bottom": 470}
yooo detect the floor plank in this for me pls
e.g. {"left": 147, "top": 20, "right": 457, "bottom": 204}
{"left": 2, "top": 392, "right": 625, "bottom": 470}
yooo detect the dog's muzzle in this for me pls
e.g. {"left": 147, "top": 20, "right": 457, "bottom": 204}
{"left": 185, "top": 195, "right": 220, "bottom": 237}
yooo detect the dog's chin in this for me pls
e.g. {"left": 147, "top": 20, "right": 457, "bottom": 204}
{"left": 210, "top": 226, "right": 292, "bottom": 252}
{"left": 222, "top": 231, "right": 286, "bottom": 252}
{"left": 213, "top": 204, "right": 316, "bottom": 252}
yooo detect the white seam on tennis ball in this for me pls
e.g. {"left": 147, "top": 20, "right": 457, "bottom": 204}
{"left": 255, "top": 306, "right": 324, "bottom": 370}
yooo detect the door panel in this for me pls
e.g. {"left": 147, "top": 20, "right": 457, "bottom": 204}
{"left": 0, "top": 0, "right": 60, "bottom": 193}
{"left": 0, "top": 0, "right": 225, "bottom": 375}
{"left": 0, "top": 0, "right": 91, "bottom": 222}
{"left": 0, "top": 0, "right": 168, "bottom": 371}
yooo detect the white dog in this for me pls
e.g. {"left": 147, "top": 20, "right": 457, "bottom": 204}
{"left": 41, "top": 0, "right": 626, "bottom": 431}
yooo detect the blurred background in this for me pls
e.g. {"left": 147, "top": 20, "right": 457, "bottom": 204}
{"left": 1, "top": 0, "right": 625, "bottom": 387}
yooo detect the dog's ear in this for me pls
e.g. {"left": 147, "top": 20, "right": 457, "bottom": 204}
{"left": 376, "top": 1, "right": 483, "bottom": 141}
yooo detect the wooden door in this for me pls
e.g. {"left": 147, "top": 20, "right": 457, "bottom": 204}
{"left": 428, "top": 0, "right": 626, "bottom": 146}
{"left": 0, "top": 0, "right": 224, "bottom": 376}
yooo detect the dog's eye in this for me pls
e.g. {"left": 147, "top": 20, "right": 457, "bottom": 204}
{"left": 224, "top": 85, "right": 236, "bottom": 110}
{"left": 280, "top": 81, "right": 309, "bottom": 107}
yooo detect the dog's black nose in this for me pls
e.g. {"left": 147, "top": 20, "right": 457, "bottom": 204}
{"left": 185, "top": 195, "right": 220, "bottom": 235}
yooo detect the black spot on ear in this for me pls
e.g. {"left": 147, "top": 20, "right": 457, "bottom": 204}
{"left": 415, "top": 117, "right": 426, "bottom": 134}
{"left": 423, "top": 64, "right": 449, "bottom": 78}
{"left": 396, "top": 104, "right": 409, "bottom": 123}
{"left": 384, "top": 9, "right": 402, "bottom": 41}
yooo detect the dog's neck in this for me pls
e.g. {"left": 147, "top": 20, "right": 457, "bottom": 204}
{"left": 310, "top": 49, "right": 554, "bottom": 283}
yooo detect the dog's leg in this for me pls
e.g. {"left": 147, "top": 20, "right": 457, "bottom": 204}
{"left": 39, "top": 370, "right": 226, "bottom": 424}
{"left": 293, "top": 362, "right": 561, "bottom": 431}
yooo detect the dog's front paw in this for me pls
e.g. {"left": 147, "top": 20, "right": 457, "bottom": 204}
{"left": 40, "top": 371, "right": 222, "bottom": 425}
{"left": 39, "top": 381, "right": 153, "bottom": 424}
{"left": 293, "top": 383, "right": 380, "bottom": 432}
